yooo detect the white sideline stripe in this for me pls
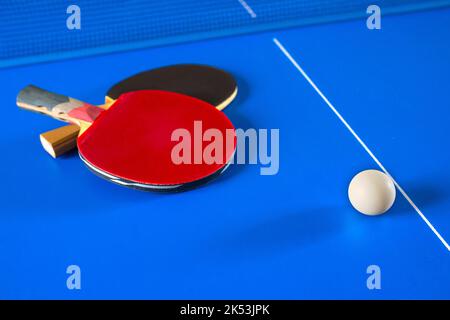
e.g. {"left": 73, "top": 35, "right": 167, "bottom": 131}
{"left": 238, "top": 0, "right": 257, "bottom": 18}
{"left": 273, "top": 37, "right": 450, "bottom": 252}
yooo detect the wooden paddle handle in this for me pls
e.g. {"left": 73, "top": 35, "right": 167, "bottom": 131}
{"left": 40, "top": 124, "right": 80, "bottom": 158}
{"left": 39, "top": 100, "right": 113, "bottom": 157}
{"left": 17, "top": 85, "right": 101, "bottom": 125}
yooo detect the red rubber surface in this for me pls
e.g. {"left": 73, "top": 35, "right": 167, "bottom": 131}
{"left": 77, "top": 90, "right": 236, "bottom": 185}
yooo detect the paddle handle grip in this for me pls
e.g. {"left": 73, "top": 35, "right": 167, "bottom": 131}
{"left": 17, "top": 85, "right": 102, "bottom": 125}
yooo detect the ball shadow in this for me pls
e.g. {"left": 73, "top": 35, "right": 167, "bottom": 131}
{"left": 391, "top": 181, "right": 447, "bottom": 215}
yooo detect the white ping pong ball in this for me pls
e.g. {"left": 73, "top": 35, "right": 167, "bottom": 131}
{"left": 348, "top": 169, "right": 396, "bottom": 216}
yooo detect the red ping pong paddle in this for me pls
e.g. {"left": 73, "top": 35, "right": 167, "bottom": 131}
{"left": 17, "top": 85, "right": 236, "bottom": 191}
{"left": 39, "top": 64, "right": 237, "bottom": 158}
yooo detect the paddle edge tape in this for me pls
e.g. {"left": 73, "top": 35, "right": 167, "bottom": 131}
{"left": 216, "top": 87, "right": 238, "bottom": 111}
{"left": 79, "top": 152, "right": 235, "bottom": 192}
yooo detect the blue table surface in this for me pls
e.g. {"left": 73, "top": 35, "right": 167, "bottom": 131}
{"left": 1, "top": 8, "right": 450, "bottom": 299}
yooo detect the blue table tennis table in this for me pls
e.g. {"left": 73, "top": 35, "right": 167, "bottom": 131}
{"left": 1, "top": 1, "right": 450, "bottom": 299}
